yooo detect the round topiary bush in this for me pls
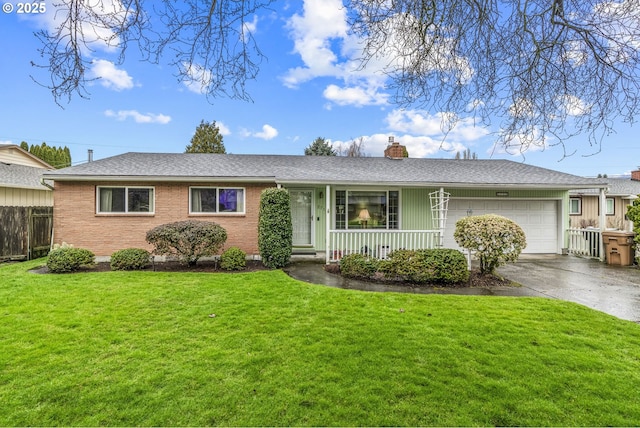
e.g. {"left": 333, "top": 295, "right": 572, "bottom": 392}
{"left": 110, "top": 248, "right": 151, "bottom": 271}
{"left": 47, "top": 247, "right": 95, "bottom": 273}
{"left": 146, "top": 220, "right": 227, "bottom": 266}
{"left": 454, "top": 214, "right": 526, "bottom": 274}
{"left": 220, "top": 247, "right": 247, "bottom": 271}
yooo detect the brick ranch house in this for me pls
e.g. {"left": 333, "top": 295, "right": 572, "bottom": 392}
{"left": 42, "top": 145, "right": 607, "bottom": 263}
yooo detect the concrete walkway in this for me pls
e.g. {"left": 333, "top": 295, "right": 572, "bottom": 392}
{"left": 285, "top": 255, "right": 640, "bottom": 323}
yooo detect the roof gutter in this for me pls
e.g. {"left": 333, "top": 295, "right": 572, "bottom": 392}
{"left": 40, "top": 177, "right": 55, "bottom": 190}
{"left": 276, "top": 179, "right": 609, "bottom": 190}
{"left": 41, "top": 175, "right": 278, "bottom": 183}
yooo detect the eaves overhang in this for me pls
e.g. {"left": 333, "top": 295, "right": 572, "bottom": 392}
{"left": 42, "top": 175, "right": 278, "bottom": 183}
{"left": 1, "top": 183, "right": 52, "bottom": 191}
{"left": 276, "top": 178, "right": 608, "bottom": 190}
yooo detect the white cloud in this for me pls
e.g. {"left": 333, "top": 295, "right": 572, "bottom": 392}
{"left": 330, "top": 133, "right": 468, "bottom": 158}
{"left": 182, "top": 62, "right": 213, "bottom": 94}
{"left": 559, "top": 94, "right": 591, "bottom": 116}
{"left": 323, "top": 82, "right": 388, "bottom": 107}
{"left": 215, "top": 121, "right": 231, "bottom": 136}
{"left": 104, "top": 110, "right": 171, "bottom": 124}
{"left": 490, "top": 130, "right": 549, "bottom": 156}
{"left": 253, "top": 124, "right": 279, "bottom": 140}
{"left": 243, "top": 14, "right": 259, "bottom": 37}
{"left": 283, "top": 0, "right": 349, "bottom": 87}
{"left": 385, "top": 109, "right": 490, "bottom": 142}
{"left": 31, "top": 0, "right": 128, "bottom": 54}
{"left": 89, "top": 59, "right": 134, "bottom": 91}
{"left": 283, "top": 0, "right": 473, "bottom": 109}
{"left": 282, "top": 0, "right": 393, "bottom": 108}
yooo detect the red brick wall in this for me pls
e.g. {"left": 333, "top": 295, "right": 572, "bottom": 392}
{"left": 52, "top": 181, "right": 273, "bottom": 257}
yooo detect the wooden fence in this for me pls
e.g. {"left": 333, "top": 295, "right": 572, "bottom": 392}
{"left": 0, "top": 206, "right": 53, "bottom": 261}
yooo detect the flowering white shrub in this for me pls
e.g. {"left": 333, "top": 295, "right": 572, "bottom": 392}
{"left": 454, "top": 214, "right": 526, "bottom": 274}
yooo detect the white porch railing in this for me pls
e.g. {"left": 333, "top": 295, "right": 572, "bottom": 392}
{"left": 567, "top": 227, "right": 601, "bottom": 259}
{"left": 329, "top": 229, "right": 440, "bottom": 262}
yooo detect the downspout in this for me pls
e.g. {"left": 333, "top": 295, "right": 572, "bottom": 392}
{"left": 40, "top": 177, "right": 54, "bottom": 190}
{"left": 40, "top": 177, "right": 55, "bottom": 251}
{"left": 325, "top": 184, "right": 331, "bottom": 264}
{"left": 599, "top": 187, "right": 606, "bottom": 261}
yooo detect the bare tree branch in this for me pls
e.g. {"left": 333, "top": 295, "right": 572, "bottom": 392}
{"left": 31, "top": 0, "right": 274, "bottom": 104}
{"left": 30, "top": 0, "right": 640, "bottom": 156}
{"left": 348, "top": 0, "right": 640, "bottom": 155}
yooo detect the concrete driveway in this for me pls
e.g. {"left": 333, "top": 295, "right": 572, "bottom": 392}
{"left": 286, "top": 254, "right": 640, "bottom": 323}
{"left": 496, "top": 255, "right": 640, "bottom": 323}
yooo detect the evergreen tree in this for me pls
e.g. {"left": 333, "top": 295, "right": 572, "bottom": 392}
{"left": 304, "top": 137, "right": 336, "bottom": 156}
{"left": 185, "top": 120, "right": 226, "bottom": 153}
{"left": 22, "top": 141, "right": 72, "bottom": 168}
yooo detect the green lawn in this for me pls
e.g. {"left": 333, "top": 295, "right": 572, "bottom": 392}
{"left": 1, "top": 259, "right": 640, "bottom": 427}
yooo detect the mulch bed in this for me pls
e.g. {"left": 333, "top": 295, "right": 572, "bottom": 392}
{"left": 32, "top": 259, "right": 513, "bottom": 288}
{"left": 32, "top": 259, "right": 268, "bottom": 274}
{"left": 322, "top": 263, "right": 513, "bottom": 288}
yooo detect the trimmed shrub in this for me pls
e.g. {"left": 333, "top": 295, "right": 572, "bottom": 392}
{"left": 379, "top": 249, "right": 469, "bottom": 284}
{"left": 220, "top": 247, "right": 247, "bottom": 271}
{"left": 146, "top": 220, "right": 227, "bottom": 266}
{"left": 47, "top": 247, "right": 95, "bottom": 273}
{"left": 454, "top": 214, "right": 526, "bottom": 274}
{"left": 110, "top": 248, "right": 151, "bottom": 271}
{"left": 258, "top": 188, "right": 293, "bottom": 269}
{"left": 339, "top": 253, "right": 380, "bottom": 279}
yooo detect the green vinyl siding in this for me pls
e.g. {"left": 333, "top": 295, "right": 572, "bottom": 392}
{"left": 402, "top": 188, "right": 436, "bottom": 230}
{"left": 447, "top": 189, "right": 567, "bottom": 199}
{"left": 401, "top": 187, "right": 569, "bottom": 229}
{"left": 314, "top": 187, "right": 326, "bottom": 251}
{"left": 313, "top": 186, "right": 569, "bottom": 251}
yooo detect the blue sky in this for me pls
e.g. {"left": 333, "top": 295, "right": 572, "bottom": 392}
{"left": 0, "top": 0, "right": 637, "bottom": 176}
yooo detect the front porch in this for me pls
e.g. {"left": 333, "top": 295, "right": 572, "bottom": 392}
{"left": 327, "top": 229, "right": 441, "bottom": 263}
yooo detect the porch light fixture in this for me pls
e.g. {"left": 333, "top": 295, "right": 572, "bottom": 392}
{"left": 496, "top": 191, "right": 509, "bottom": 197}
{"left": 359, "top": 208, "right": 371, "bottom": 228}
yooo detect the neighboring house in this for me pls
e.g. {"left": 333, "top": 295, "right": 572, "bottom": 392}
{"left": 0, "top": 144, "right": 54, "bottom": 260}
{"left": 42, "top": 143, "right": 607, "bottom": 263}
{"left": 569, "top": 173, "right": 640, "bottom": 232}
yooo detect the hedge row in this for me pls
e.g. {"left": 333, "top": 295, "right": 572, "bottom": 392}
{"left": 339, "top": 249, "right": 470, "bottom": 285}
{"left": 48, "top": 246, "right": 248, "bottom": 273}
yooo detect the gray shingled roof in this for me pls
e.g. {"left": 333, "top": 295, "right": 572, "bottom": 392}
{"left": 1, "top": 163, "right": 53, "bottom": 190}
{"left": 570, "top": 177, "right": 640, "bottom": 197}
{"left": 42, "top": 152, "right": 606, "bottom": 189}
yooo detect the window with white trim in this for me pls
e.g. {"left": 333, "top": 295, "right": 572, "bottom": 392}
{"left": 97, "top": 187, "right": 154, "bottom": 214}
{"left": 606, "top": 197, "right": 615, "bottom": 215}
{"left": 190, "top": 187, "right": 245, "bottom": 214}
{"left": 335, "top": 190, "right": 399, "bottom": 229}
{"left": 569, "top": 197, "right": 581, "bottom": 215}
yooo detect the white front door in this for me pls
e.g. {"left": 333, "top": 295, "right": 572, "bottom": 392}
{"left": 290, "top": 189, "right": 314, "bottom": 247}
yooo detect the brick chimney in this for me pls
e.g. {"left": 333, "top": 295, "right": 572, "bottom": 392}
{"left": 632, "top": 170, "right": 640, "bottom": 181}
{"left": 384, "top": 136, "right": 407, "bottom": 159}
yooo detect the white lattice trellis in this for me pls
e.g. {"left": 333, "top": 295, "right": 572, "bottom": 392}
{"left": 429, "top": 189, "right": 450, "bottom": 247}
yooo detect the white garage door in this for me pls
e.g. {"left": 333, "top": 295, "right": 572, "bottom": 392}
{"left": 444, "top": 199, "right": 559, "bottom": 253}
